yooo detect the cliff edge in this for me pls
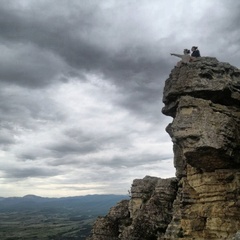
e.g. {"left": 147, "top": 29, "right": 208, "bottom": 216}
{"left": 88, "top": 57, "right": 240, "bottom": 240}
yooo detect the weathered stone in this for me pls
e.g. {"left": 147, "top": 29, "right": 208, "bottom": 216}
{"left": 162, "top": 58, "right": 240, "bottom": 239}
{"left": 87, "top": 200, "right": 130, "bottom": 240}
{"left": 162, "top": 57, "right": 240, "bottom": 117}
{"left": 167, "top": 95, "right": 240, "bottom": 174}
{"left": 88, "top": 176, "right": 178, "bottom": 240}
{"left": 88, "top": 58, "right": 240, "bottom": 240}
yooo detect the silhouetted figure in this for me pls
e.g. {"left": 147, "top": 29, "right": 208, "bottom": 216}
{"left": 191, "top": 46, "right": 201, "bottom": 57}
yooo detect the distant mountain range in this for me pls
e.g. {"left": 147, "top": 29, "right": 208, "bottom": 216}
{"left": 0, "top": 194, "right": 128, "bottom": 216}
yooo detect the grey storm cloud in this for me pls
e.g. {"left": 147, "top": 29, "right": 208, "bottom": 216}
{"left": 49, "top": 141, "right": 99, "bottom": 156}
{"left": 0, "top": 0, "right": 171, "bottom": 123}
{"left": 2, "top": 166, "right": 61, "bottom": 179}
{"left": 0, "top": 43, "right": 67, "bottom": 88}
{"left": 0, "top": 131, "right": 16, "bottom": 147}
{"left": 96, "top": 154, "right": 173, "bottom": 168}
{"left": 0, "top": 0, "right": 170, "bottom": 86}
{"left": 0, "top": 86, "right": 66, "bottom": 134}
{"left": 46, "top": 128, "right": 133, "bottom": 158}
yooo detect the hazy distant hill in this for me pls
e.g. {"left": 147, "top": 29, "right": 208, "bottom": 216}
{"left": 0, "top": 194, "right": 128, "bottom": 215}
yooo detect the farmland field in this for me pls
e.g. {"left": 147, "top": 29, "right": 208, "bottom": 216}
{"left": 0, "top": 194, "right": 127, "bottom": 240}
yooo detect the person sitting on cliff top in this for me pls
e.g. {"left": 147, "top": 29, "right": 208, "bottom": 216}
{"left": 170, "top": 49, "right": 191, "bottom": 67}
{"left": 191, "top": 46, "right": 201, "bottom": 57}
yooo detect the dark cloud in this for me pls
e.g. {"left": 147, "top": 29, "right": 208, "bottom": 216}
{"left": 49, "top": 141, "right": 99, "bottom": 156}
{"left": 0, "top": 0, "right": 171, "bottom": 126}
{"left": 18, "top": 153, "right": 37, "bottom": 161}
{"left": 2, "top": 167, "right": 61, "bottom": 179}
{"left": 97, "top": 154, "right": 173, "bottom": 168}
{"left": 0, "top": 132, "right": 16, "bottom": 147}
{"left": 0, "top": 43, "right": 67, "bottom": 88}
{"left": 0, "top": 0, "right": 170, "bottom": 87}
{"left": 0, "top": 86, "right": 66, "bottom": 135}
{"left": 46, "top": 129, "right": 133, "bottom": 159}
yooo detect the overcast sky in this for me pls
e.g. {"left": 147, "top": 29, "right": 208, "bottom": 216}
{"left": 0, "top": 0, "right": 239, "bottom": 197}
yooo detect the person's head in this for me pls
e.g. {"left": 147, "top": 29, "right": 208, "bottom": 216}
{"left": 191, "top": 46, "right": 198, "bottom": 51}
{"left": 184, "top": 49, "right": 190, "bottom": 54}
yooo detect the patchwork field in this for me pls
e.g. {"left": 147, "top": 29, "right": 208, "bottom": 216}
{"left": 0, "top": 194, "right": 127, "bottom": 240}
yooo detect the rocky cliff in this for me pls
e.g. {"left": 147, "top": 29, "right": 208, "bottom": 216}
{"left": 87, "top": 57, "right": 240, "bottom": 240}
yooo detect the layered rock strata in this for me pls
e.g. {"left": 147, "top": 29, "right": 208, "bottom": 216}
{"left": 88, "top": 57, "right": 240, "bottom": 240}
{"left": 163, "top": 57, "right": 240, "bottom": 240}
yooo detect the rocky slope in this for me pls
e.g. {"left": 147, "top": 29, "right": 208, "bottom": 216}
{"left": 87, "top": 57, "right": 240, "bottom": 240}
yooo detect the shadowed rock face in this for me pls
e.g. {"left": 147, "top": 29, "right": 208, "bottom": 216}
{"left": 87, "top": 58, "right": 240, "bottom": 240}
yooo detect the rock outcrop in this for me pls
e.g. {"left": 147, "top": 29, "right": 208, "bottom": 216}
{"left": 88, "top": 176, "right": 178, "bottom": 240}
{"left": 88, "top": 57, "right": 240, "bottom": 240}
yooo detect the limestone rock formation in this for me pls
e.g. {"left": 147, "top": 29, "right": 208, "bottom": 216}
{"left": 88, "top": 57, "right": 240, "bottom": 240}
{"left": 162, "top": 57, "right": 240, "bottom": 240}
{"left": 88, "top": 176, "right": 178, "bottom": 240}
